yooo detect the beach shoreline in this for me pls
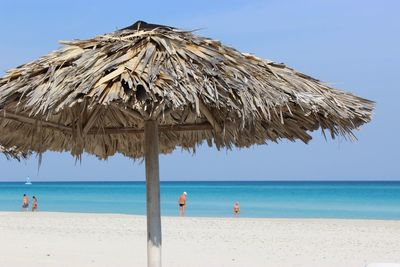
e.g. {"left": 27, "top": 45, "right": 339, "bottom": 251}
{"left": 2, "top": 181, "right": 400, "bottom": 219}
{"left": 0, "top": 212, "right": 399, "bottom": 267}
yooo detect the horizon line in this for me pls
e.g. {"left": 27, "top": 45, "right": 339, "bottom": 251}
{"left": 0, "top": 179, "right": 399, "bottom": 183}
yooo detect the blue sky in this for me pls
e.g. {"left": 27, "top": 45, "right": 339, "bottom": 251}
{"left": 0, "top": 0, "right": 399, "bottom": 181}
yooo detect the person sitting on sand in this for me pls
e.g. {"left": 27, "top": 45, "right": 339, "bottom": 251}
{"left": 178, "top": 192, "right": 187, "bottom": 216}
{"left": 233, "top": 202, "right": 240, "bottom": 216}
{"left": 22, "top": 194, "right": 29, "bottom": 211}
{"left": 32, "top": 196, "right": 38, "bottom": 212}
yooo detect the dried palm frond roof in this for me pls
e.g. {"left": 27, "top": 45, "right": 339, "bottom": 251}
{"left": 0, "top": 21, "right": 374, "bottom": 159}
{"left": 0, "top": 145, "right": 28, "bottom": 161}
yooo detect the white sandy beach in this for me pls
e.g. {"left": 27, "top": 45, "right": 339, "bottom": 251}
{"left": 0, "top": 212, "right": 399, "bottom": 267}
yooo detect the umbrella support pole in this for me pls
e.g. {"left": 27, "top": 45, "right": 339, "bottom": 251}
{"left": 144, "top": 120, "right": 162, "bottom": 267}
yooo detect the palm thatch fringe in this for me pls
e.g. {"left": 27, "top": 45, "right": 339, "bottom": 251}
{"left": 0, "top": 145, "right": 28, "bottom": 161}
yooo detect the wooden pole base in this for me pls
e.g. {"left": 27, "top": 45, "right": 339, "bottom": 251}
{"left": 144, "top": 120, "right": 162, "bottom": 267}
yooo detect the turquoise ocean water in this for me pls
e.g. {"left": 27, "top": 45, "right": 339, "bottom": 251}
{"left": 0, "top": 181, "right": 399, "bottom": 219}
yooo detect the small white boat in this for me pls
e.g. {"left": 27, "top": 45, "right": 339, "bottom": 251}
{"left": 25, "top": 176, "right": 32, "bottom": 185}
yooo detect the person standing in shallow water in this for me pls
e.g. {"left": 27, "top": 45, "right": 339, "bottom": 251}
{"left": 233, "top": 202, "right": 240, "bottom": 216}
{"left": 178, "top": 192, "right": 187, "bottom": 216}
{"left": 32, "top": 196, "right": 38, "bottom": 212}
{"left": 22, "top": 194, "right": 29, "bottom": 211}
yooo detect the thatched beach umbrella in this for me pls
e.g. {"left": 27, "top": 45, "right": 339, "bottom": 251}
{"left": 0, "top": 21, "right": 373, "bottom": 266}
